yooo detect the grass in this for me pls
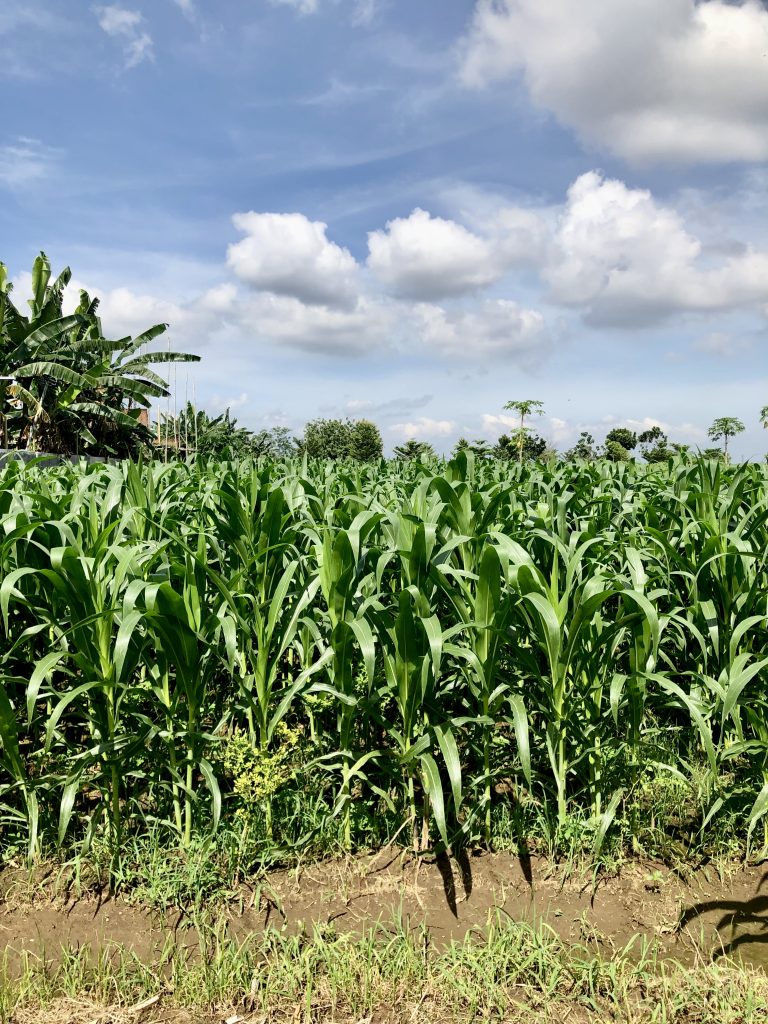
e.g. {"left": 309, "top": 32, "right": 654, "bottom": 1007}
{"left": 1, "top": 913, "right": 767, "bottom": 1024}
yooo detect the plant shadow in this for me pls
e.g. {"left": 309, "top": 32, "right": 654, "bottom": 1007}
{"left": 677, "top": 871, "right": 768, "bottom": 961}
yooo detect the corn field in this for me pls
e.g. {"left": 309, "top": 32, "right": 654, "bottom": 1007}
{"left": 0, "top": 453, "right": 767, "bottom": 866}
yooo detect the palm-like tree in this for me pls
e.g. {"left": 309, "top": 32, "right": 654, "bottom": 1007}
{"left": 0, "top": 253, "right": 199, "bottom": 456}
{"left": 707, "top": 416, "right": 745, "bottom": 463}
{"left": 503, "top": 399, "right": 544, "bottom": 463}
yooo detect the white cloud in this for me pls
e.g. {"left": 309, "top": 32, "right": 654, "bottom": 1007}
{"left": 344, "top": 395, "right": 433, "bottom": 416}
{"left": 238, "top": 292, "right": 393, "bottom": 355}
{"left": 622, "top": 416, "right": 706, "bottom": 440}
{"left": 211, "top": 391, "right": 248, "bottom": 412}
{"left": 692, "top": 331, "right": 753, "bottom": 358}
{"left": 228, "top": 212, "right": 360, "bottom": 309}
{"left": 95, "top": 5, "right": 154, "bottom": 69}
{"left": 480, "top": 413, "right": 518, "bottom": 435}
{"left": 390, "top": 417, "right": 456, "bottom": 439}
{"left": 270, "top": 0, "right": 376, "bottom": 21}
{"left": 0, "top": 137, "right": 59, "bottom": 187}
{"left": 544, "top": 172, "right": 768, "bottom": 326}
{"left": 460, "top": 0, "right": 768, "bottom": 164}
{"left": 367, "top": 208, "right": 501, "bottom": 299}
{"left": 548, "top": 417, "right": 571, "bottom": 444}
{"left": 415, "top": 299, "right": 550, "bottom": 361}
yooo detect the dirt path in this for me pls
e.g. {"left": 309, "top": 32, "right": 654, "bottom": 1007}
{"left": 253, "top": 850, "right": 768, "bottom": 966}
{"left": 2, "top": 853, "right": 768, "bottom": 968}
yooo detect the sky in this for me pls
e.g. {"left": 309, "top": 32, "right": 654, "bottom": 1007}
{"left": 1, "top": 0, "right": 767, "bottom": 457}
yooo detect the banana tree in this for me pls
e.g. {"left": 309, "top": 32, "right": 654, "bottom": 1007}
{"left": 0, "top": 253, "right": 199, "bottom": 456}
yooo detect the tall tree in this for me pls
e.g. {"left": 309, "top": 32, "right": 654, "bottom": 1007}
{"left": 760, "top": 405, "right": 768, "bottom": 430}
{"left": 503, "top": 399, "right": 544, "bottom": 463}
{"left": 707, "top": 416, "right": 745, "bottom": 462}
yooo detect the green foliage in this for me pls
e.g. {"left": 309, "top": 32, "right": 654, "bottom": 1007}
{"left": 452, "top": 437, "right": 492, "bottom": 458}
{"left": 603, "top": 438, "right": 631, "bottom": 462}
{"left": 708, "top": 416, "right": 745, "bottom": 460}
{"left": 605, "top": 427, "right": 637, "bottom": 452}
{"left": 293, "top": 416, "right": 381, "bottom": 462}
{"left": 638, "top": 427, "right": 670, "bottom": 463}
{"left": 503, "top": 399, "right": 545, "bottom": 463}
{"left": 393, "top": 438, "right": 435, "bottom": 461}
{"left": 0, "top": 252, "right": 199, "bottom": 457}
{"left": 565, "top": 431, "right": 597, "bottom": 461}
{"left": 0, "top": 454, "right": 767, "bottom": 872}
{"left": 348, "top": 418, "right": 383, "bottom": 462}
{"left": 224, "top": 723, "right": 301, "bottom": 812}
{"left": 160, "top": 404, "right": 297, "bottom": 460}
{"left": 494, "top": 431, "right": 548, "bottom": 461}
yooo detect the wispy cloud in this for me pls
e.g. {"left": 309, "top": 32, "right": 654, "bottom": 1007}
{"left": 270, "top": 0, "right": 378, "bottom": 24}
{"left": 172, "top": 0, "right": 196, "bottom": 17}
{"left": 94, "top": 5, "right": 154, "bottom": 69}
{"left": 0, "top": 137, "right": 61, "bottom": 188}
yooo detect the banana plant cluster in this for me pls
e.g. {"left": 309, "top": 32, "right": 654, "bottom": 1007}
{"left": 0, "top": 452, "right": 766, "bottom": 864}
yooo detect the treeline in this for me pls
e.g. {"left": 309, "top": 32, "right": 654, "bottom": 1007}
{"left": 160, "top": 407, "right": 764, "bottom": 465}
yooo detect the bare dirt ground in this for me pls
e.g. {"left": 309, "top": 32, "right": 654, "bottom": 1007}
{"left": 2, "top": 852, "right": 768, "bottom": 965}
{"left": 2, "top": 853, "right": 768, "bottom": 1023}
{"left": 252, "top": 850, "right": 768, "bottom": 965}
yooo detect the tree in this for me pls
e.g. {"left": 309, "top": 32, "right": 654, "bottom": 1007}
{"left": 303, "top": 418, "right": 352, "bottom": 459}
{"left": 0, "top": 252, "right": 198, "bottom": 456}
{"left": 503, "top": 399, "right": 544, "bottom": 463}
{"left": 493, "top": 431, "right": 547, "bottom": 462}
{"left": 707, "top": 416, "right": 745, "bottom": 462}
{"left": 251, "top": 425, "right": 298, "bottom": 458}
{"left": 565, "top": 431, "right": 597, "bottom": 460}
{"left": 760, "top": 405, "right": 768, "bottom": 430}
{"left": 452, "top": 437, "right": 491, "bottom": 459}
{"left": 605, "top": 427, "right": 637, "bottom": 453}
{"left": 303, "top": 417, "right": 383, "bottom": 461}
{"left": 348, "top": 419, "right": 383, "bottom": 462}
{"left": 701, "top": 447, "right": 726, "bottom": 462}
{"left": 393, "top": 438, "right": 435, "bottom": 461}
{"left": 638, "top": 426, "right": 670, "bottom": 463}
{"left": 604, "top": 438, "right": 631, "bottom": 462}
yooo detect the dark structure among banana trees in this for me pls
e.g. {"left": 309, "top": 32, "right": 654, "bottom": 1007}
{"left": 0, "top": 253, "right": 199, "bottom": 458}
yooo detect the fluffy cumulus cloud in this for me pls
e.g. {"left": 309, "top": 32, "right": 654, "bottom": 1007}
{"left": 237, "top": 293, "right": 393, "bottom": 356}
{"left": 95, "top": 5, "right": 153, "bottom": 69}
{"left": 415, "top": 299, "right": 549, "bottom": 361}
{"left": 78, "top": 279, "right": 393, "bottom": 358}
{"left": 389, "top": 417, "right": 456, "bottom": 440}
{"left": 367, "top": 208, "right": 502, "bottom": 300}
{"left": 227, "top": 212, "right": 360, "bottom": 309}
{"left": 460, "top": 0, "right": 768, "bottom": 163}
{"left": 545, "top": 172, "right": 768, "bottom": 325}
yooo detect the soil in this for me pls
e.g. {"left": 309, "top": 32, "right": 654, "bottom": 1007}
{"left": 249, "top": 850, "right": 768, "bottom": 966}
{"left": 2, "top": 852, "right": 768, "bottom": 965}
{"left": 2, "top": 853, "right": 768, "bottom": 1022}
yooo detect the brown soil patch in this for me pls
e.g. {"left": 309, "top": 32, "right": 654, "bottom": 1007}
{"left": 248, "top": 850, "right": 768, "bottom": 967}
{"left": 2, "top": 852, "right": 767, "bottom": 977}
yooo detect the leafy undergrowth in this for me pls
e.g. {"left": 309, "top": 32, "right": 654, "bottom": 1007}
{"left": 2, "top": 917, "right": 768, "bottom": 1024}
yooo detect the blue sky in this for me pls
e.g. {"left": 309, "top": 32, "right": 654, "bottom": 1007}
{"left": 2, "top": 0, "right": 767, "bottom": 456}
